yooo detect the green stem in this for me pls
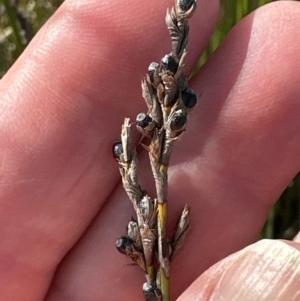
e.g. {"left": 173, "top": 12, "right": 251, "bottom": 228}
{"left": 3, "top": 0, "right": 25, "bottom": 55}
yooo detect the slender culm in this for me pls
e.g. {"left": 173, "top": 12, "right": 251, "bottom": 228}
{"left": 113, "top": 1, "right": 198, "bottom": 300}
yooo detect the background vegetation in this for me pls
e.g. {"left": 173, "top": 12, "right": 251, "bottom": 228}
{"left": 0, "top": 0, "right": 299, "bottom": 239}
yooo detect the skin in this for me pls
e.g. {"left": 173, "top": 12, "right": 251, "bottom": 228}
{"left": 0, "top": 0, "right": 299, "bottom": 300}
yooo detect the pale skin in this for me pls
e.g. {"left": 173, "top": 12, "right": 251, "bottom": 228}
{"left": 0, "top": 0, "right": 300, "bottom": 300}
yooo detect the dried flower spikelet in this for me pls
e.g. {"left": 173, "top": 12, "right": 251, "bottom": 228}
{"left": 136, "top": 113, "right": 156, "bottom": 138}
{"left": 115, "top": 236, "right": 146, "bottom": 272}
{"left": 127, "top": 219, "right": 142, "bottom": 249}
{"left": 170, "top": 205, "right": 190, "bottom": 260}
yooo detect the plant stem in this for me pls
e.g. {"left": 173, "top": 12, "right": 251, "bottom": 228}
{"left": 158, "top": 201, "right": 170, "bottom": 301}
{"left": 3, "top": 0, "right": 25, "bottom": 55}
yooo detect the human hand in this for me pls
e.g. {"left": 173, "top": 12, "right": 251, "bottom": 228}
{"left": 0, "top": 0, "right": 300, "bottom": 300}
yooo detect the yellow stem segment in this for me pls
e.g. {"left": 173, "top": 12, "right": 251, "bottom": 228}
{"left": 158, "top": 202, "right": 169, "bottom": 301}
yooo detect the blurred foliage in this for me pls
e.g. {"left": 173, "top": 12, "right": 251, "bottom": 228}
{"left": 192, "top": 0, "right": 274, "bottom": 74}
{"left": 260, "top": 173, "right": 300, "bottom": 240}
{"left": 0, "top": 0, "right": 299, "bottom": 239}
{"left": 0, "top": 0, "right": 63, "bottom": 77}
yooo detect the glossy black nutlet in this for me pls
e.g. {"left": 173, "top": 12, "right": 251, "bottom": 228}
{"left": 148, "top": 62, "right": 160, "bottom": 84}
{"left": 182, "top": 88, "right": 197, "bottom": 109}
{"left": 160, "top": 54, "right": 178, "bottom": 74}
{"left": 143, "top": 283, "right": 162, "bottom": 301}
{"left": 115, "top": 236, "right": 134, "bottom": 255}
{"left": 178, "top": 0, "right": 195, "bottom": 12}
{"left": 136, "top": 113, "right": 153, "bottom": 128}
{"left": 112, "top": 140, "right": 123, "bottom": 161}
{"left": 170, "top": 109, "right": 187, "bottom": 131}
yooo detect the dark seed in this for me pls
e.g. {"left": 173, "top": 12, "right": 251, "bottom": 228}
{"left": 148, "top": 62, "right": 160, "bottom": 84}
{"left": 139, "top": 195, "right": 154, "bottom": 220}
{"left": 143, "top": 283, "right": 162, "bottom": 301}
{"left": 115, "top": 236, "right": 134, "bottom": 255}
{"left": 160, "top": 54, "right": 178, "bottom": 74}
{"left": 112, "top": 140, "right": 123, "bottom": 160}
{"left": 182, "top": 88, "right": 197, "bottom": 109}
{"left": 136, "top": 113, "right": 153, "bottom": 128}
{"left": 178, "top": 0, "right": 195, "bottom": 12}
{"left": 170, "top": 109, "right": 187, "bottom": 131}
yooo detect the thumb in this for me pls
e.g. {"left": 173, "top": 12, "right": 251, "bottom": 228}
{"left": 178, "top": 239, "right": 300, "bottom": 301}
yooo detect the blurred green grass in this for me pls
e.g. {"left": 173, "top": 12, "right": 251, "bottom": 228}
{"left": 1, "top": 0, "right": 299, "bottom": 239}
{"left": 0, "top": 0, "right": 64, "bottom": 76}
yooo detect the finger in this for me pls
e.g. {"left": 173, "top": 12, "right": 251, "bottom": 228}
{"left": 45, "top": 3, "right": 299, "bottom": 301}
{"left": 178, "top": 239, "right": 300, "bottom": 301}
{"left": 173, "top": 0, "right": 300, "bottom": 295}
{"left": 172, "top": 0, "right": 300, "bottom": 293}
{"left": 0, "top": 1, "right": 216, "bottom": 300}
{"left": 36, "top": 0, "right": 220, "bottom": 300}
{"left": 0, "top": 0, "right": 218, "bottom": 300}
{"left": 44, "top": 1, "right": 300, "bottom": 300}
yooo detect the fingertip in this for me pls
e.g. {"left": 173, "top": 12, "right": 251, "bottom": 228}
{"left": 178, "top": 240, "right": 300, "bottom": 301}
